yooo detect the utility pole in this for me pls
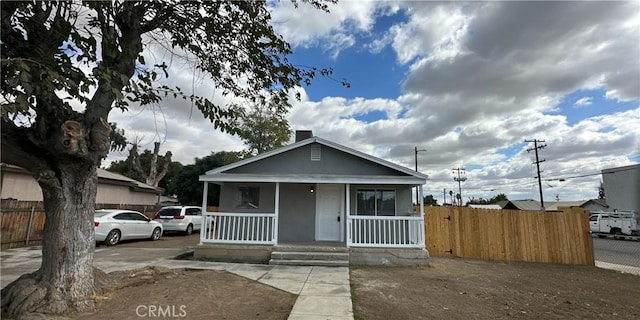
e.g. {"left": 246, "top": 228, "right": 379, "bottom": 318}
{"left": 449, "top": 190, "right": 454, "bottom": 206}
{"left": 414, "top": 146, "right": 426, "bottom": 206}
{"left": 526, "top": 139, "right": 546, "bottom": 211}
{"left": 452, "top": 168, "right": 467, "bottom": 206}
{"left": 443, "top": 188, "right": 446, "bottom": 206}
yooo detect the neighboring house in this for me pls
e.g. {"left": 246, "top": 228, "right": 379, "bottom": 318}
{"left": 546, "top": 199, "right": 609, "bottom": 212}
{"left": 602, "top": 164, "right": 640, "bottom": 212}
{"left": 1, "top": 164, "right": 161, "bottom": 206}
{"left": 503, "top": 199, "right": 543, "bottom": 211}
{"left": 468, "top": 204, "right": 503, "bottom": 210}
{"left": 197, "top": 131, "right": 429, "bottom": 266}
{"left": 498, "top": 199, "right": 608, "bottom": 213}
{"left": 158, "top": 195, "right": 180, "bottom": 207}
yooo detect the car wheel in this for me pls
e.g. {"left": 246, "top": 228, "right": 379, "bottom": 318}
{"left": 151, "top": 227, "right": 162, "bottom": 241}
{"left": 185, "top": 224, "right": 193, "bottom": 236}
{"left": 105, "top": 230, "right": 121, "bottom": 246}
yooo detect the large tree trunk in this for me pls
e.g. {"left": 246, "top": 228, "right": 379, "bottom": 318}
{"left": 2, "top": 2, "right": 145, "bottom": 318}
{"left": 1, "top": 164, "right": 98, "bottom": 317}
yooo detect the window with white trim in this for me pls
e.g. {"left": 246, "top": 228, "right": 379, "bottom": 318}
{"left": 356, "top": 189, "right": 396, "bottom": 216}
{"left": 236, "top": 187, "right": 259, "bottom": 209}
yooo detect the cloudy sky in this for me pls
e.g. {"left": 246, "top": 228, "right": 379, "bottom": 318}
{"left": 107, "top": 0, "right": 640, "bottom": 204}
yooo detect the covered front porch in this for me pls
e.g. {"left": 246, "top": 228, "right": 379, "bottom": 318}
{"left": 198, "top": 181, "right": 426, "bottom": 249}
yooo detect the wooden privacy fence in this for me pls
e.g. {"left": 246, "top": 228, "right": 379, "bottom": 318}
{"left": 1, "top": 199, "right": 162, "bottom": 249}
{"left": 0, "top": 200, "right": 45, "bottom": 248}
{"left": 424, "top": 206, "right": 594, "bottom": 265}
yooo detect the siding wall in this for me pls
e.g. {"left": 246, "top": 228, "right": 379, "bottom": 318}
{"left": 602, "top": 164, "right": 640, "bottom": 212}
{"left": 226, "top": 143, "right": 405, "bottom": 176}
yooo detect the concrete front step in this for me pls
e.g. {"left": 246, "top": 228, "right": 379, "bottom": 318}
{"left": 274, "top": 244, "right": 348, "bottom": 253}
{"left": 269, "top": 259, "right": 349, "bottom": 267}
{"left": 271, "top": 251, "right": 349, "bottom": 261}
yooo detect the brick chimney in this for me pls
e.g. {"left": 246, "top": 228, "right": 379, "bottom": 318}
{"left": 295, "top": 130, "right": 313, "bottom": 142}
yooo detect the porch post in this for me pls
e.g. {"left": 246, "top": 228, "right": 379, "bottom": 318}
{"left": 419, "top": 184, "right": 425, "bottom": 249}
{"left": 273, "top": 182, "right": 280, "bottom": 245}
{"left": 200, "top": 181, "right": 209, "bottom": 245}
{"left": 345, "top": 183, "right": 351, "bottom": 247}
{"left": 419, "top": 184, "right": 424, "bottom": 216}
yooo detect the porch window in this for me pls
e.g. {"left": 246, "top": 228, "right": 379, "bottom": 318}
{"left": 236, "top": 187, "right": 259, "bottom": 209}
{"left": 356, "top": 189, "right": 396, "bottom": 216}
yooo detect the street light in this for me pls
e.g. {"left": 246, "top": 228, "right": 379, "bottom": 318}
{"left": 414, "top": 146, "right": 426, "bottom": 205}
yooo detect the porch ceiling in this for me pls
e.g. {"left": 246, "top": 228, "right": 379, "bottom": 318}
{"left": 199, "top": 173, "right": 426, "bottom": 185}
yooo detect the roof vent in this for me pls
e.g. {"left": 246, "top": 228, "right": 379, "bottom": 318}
{"left": 295, "top": 130, "right": 313, "bottom": 142}
{"left": 311, "top": 145, "right": 321, "bottom": 161}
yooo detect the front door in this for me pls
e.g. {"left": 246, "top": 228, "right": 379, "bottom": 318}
{"left": 316, "top": 184, "right": 342, "bottom": 241}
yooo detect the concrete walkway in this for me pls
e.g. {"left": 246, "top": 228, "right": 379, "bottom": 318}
{"left": 1, "top": 247, "right": 354, "bottom": 320}
{"left": 156, "top": 259, "right": 354, "bottom": 319}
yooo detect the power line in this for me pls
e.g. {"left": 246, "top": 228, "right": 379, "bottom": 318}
{"left": 546, "top": 165, "right": 640, "bottom": 181}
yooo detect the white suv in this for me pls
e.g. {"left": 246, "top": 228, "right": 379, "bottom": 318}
{"left": 154, "top": 206, "right": 202, "bottom": 235}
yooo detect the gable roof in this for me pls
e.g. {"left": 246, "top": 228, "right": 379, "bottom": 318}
{"left": 200, "top": 136, "right": 428, "bottom": 185}
{"left": 509, "top": 199, "right": 542, "bottom": 211}
{"left": 97, "top": 168, "right": 159, "bottom": 193}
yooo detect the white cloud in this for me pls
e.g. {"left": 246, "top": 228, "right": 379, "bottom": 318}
{"left": 323, "top": 33, "right": 356, "bottom": 59}
{"left": 574, "top": 96, "right": 593, "bottom": 107}
{"left": 269, "top": 0, "right": 389, "bottom": 56}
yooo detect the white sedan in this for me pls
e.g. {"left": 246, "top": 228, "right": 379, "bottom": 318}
{"left": 94, "top": 209, "right": 163, "bottom": 246}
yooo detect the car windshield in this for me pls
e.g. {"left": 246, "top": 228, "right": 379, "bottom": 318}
{"left": 157, "top": 208, "right": 182, "bottom": 216}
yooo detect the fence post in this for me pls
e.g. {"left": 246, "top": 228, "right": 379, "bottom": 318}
{"left": 25, "top": 206, "right": 35, "bottom": 245}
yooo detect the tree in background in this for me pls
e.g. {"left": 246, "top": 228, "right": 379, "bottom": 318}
{"left": 126, "top": 142, "right": 173, "bottom": 188}
{"left": 237, "top": 103, "right": 291, "bottom": 156}
{"left": 467, "top": 193, "right": 509, "bottom": 205}
{"left": 1, "top": 1, "right": 340, "bottom": 316}
{"left": 598, "top": 181, "right": 605, "bottom": 200}
{"left": 423, "top": 194, "right": 438, "bottom": 206}
{"left": 168, "top": 151, "right": 242, "bottom": 206}
{"left": 107, "top": 144, "right": 182, "bottom": 191}
{"left": 490, "top": 193, "right": 508, "bottom": 203}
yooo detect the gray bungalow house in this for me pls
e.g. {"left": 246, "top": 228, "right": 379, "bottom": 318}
{"left": 196, "top": 131, "right": 429, "bottom": 265}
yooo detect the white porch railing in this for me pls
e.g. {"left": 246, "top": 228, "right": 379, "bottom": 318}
{"left": 347, "top": 215, "right": 425, "bottom": 248}
{"left": 201, "top": 212, "right": 276, "bottom": 245}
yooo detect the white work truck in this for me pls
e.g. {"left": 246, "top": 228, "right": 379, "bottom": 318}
{"left": 589, "top": 211, "right": 639, "bottom": 237}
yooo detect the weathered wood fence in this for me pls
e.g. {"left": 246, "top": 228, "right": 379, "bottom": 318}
{"left": 1, "top": 199, "right": 162, "bottom": 249}
{"left": 424, "top": 206, "right": 594, "bottom": 265}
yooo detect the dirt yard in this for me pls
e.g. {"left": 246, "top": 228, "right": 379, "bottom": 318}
{"left": 74, "top": 267, "right": 296, "bottom": 320}
{"left": 72, "top": 234, "right": 640, "bottom": 319}
{"left": 351, "top": 257, "right": 640, "bottom": 320}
